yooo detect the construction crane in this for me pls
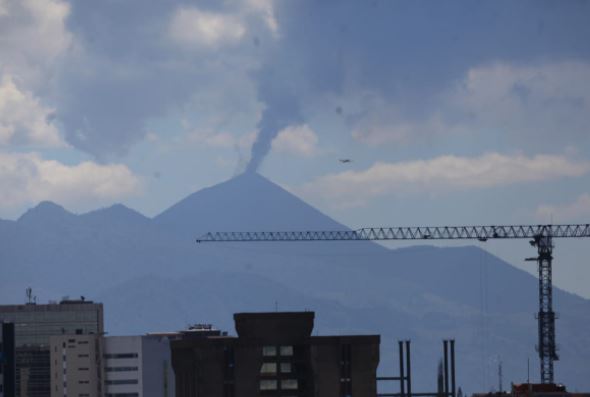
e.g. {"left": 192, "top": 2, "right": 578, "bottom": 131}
{"left": 197, "top": 224, "right": 590, "bottom": 385}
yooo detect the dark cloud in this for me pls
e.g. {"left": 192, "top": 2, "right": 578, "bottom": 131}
{"left": 56, "top": 0, "right": 271, "bottom": 159}
{"left": 245, "top": 0, "right": 590, "bottom": 170}
{"left": 49, "top": 0, "right": 590, "bottom": 162}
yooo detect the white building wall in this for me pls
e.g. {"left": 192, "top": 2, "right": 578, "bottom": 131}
{"left": 103, "top": 335, "right": 174, "bottom": 397}
{"left": 103, "top": 336, "right": 142, "bottom": 397}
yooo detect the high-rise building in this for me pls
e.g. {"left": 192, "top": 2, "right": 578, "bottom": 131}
{"left": 171, "top": 312, "right": 380, "bottom": 397}
{"left": 0, "top": 299, "right": 103, "bottom": 397}
{"left": 49, "top": 334, "right": 103, "bottom": 397}
{"left": 103, "top": 335, "right": 175, "bottom": 397}
{"left": 1, "top": 323, "right": 16, "bottom": 397}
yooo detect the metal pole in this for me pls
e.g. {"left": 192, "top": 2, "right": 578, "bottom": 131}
{"left": 399, "top": 341, "right": 406, "bottom": 397}
{"left": 451, "top": 340, "right": 456, "bottom": 397}
{"left": 405, "top": 340, "right": 412, "bottom": 397}
{"left": 444, "top": 340, "right": 449, "bottom": 397}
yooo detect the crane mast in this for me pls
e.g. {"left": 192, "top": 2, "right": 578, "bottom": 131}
{"left": 197, "top": 223, "right": 590, "bottom": 384}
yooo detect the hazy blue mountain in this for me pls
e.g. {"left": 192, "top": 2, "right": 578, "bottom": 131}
{"left": 1, "top": 172, "right": 589, "bottom": 392}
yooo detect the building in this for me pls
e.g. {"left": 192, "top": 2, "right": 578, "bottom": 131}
{"left": 103, "top": 335, "right": 175, "bottom": 397}
{"left": 472, "top": 384, "right": 590, "bottom": 397}
{"left": 49, "top": 334, "right": 103, "bottom": 397}
{"left": 0, "top": 299, "right": 103, "bottom": 397}
{"left": 171, "top": 311, "right": 380, "bottom": 397}
{"left": 1, "top": 323, "right": 16, "bottom": 397}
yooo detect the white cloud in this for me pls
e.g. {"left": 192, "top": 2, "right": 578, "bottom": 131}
{"left": 243, "top": 0, "right": 278, "bottom": 36}
{"left": 536, "top": 194, "right": 590, "bottom": 223}
{"left": 0, "top": 75, "right": 65, "bottom": 147}
{"left": 271, "top": 124, "right": 318, "bottom": 157}
{"left": 169, "top": 7, "right": 246, "bottom": 48}
{"left": 0, "top": 0, "right": 72, "bottom": 89}
{"left": 350, "top": 61, "right": 590, "bottom": 147}
{"left": 0, "top": 152, "right": 141, "bottom": 210}
{"left": 298, "top": 153, "right": 590, "bottom": 207}
{"left": 0, "top": 0, "right": 8, "bottom": 16}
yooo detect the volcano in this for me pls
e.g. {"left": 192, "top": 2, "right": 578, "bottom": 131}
{"left": 0, "top": 172, "right": 589, "bottom": 391}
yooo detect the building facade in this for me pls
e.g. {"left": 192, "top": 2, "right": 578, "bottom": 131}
{"left": 171, "top": 312, "right": 380, "bottom": 397}
{"left": 103, "top": 335, "right": 175, "bottom": 397}
{"left": 0, "top": 299, "right": 103, "bottom": 397}
{"left": 1, "top": 323, "right": 16, "bottom": 397}
{"left": 49, "top": 334, "right": 103, "bottom": 397}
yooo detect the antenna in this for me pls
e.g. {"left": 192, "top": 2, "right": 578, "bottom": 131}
{"left": 527, "top": 357, "right": 530, "bottom": 384}
{"left": 498, "top": 360, "right": 503, "bottom": 393}
{"left": 26, "top": 287, "right": 33, "bottom": 304}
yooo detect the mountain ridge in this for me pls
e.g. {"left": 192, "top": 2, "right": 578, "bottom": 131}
{"left": 0, "top": 172, "right": 588, "bottom": 391}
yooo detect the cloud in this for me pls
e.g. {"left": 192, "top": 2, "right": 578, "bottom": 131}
{"left": 271, "top": 124, "right": 318, "bottom": 157}
{"left": 168, "top": 7, "right": 246, "bottom": 48}
{"left": 4, "top": 0, "right": 590, "bottom": 162}
{"left": 186, "top": 129, "right": 256, "bottom": 150}
{"left": 0, "top": 152, "right": 141, "bottom": 210}
{"left": 0, "top": 0, "right": 72, "bottom": 89}
{"left": 244, "top": 1, "right": 590, "bottom": 169}
{"left": 298, "top": 153, "right": 590, "bottom": 207}
{"left": 0, "top": 75, "right": 65, "bottom": 147}
{"left": 337, "top": 61, "right": 590, "bottom": 149}
{"left": 244, "top": 0, "right": 278, "bottom": 36}
{"left": 537, "top": 194, "right": 590, "bottom": 223}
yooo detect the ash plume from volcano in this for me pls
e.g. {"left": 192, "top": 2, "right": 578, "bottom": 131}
{"left": 245, "top": 86, "right": 302, "bottom": 173}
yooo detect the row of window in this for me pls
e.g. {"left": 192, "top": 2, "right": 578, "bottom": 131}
{"left": 106, "top": 379, "right": 138, "bottom": 385}
{"left": 260, "top": 379, "right": 298, "bottom": 390}
{"left": 262, "top": 345, "right": 293, "bottom": 357}
{"left": 105, "top": 366, "right": 138, "bottom": 372}
{"left": 104, "top": 353, "right": 139, "bottom": 359}
{"left": 260, "top": 362, "right": 291, "bottom": 374}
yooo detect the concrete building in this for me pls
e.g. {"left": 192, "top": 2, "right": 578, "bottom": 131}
{"left": 0, "top": 299, "right": 103, "bottom": 397}
{"left": 49, "top": 334, "right": 103, "bottom": 397}
{"left": 171, "top": 312, "right": 380, "bottom": 397}
{"left": 103, "top": 335, "right": 174, "bottom": 397}
{"left": 1, "top": 323, "right": 16, "bottom": 397}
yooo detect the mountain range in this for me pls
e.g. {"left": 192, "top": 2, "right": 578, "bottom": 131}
{"left": 0, "top": 172, "right": 588, "bottom": 393}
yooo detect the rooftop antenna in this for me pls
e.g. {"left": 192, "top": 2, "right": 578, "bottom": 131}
{"left": 498, "top": 360, "right": 503, "bottom": 393}
{"left": 527, "top": 357, "right": 530, "bottom": 384}
{"left": 26, "top": 287, "right": 34, "bottom": 304}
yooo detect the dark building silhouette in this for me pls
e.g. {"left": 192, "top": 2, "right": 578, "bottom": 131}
{"left": 1, "top": 322, "right": 16, "bottom": 397}
{"left": 171, "top": 312, "right": 380, "bottom": 397}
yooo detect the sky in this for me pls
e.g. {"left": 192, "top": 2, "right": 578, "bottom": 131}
{"left": 1, "top": 0, "right": 590, "bottom": 297}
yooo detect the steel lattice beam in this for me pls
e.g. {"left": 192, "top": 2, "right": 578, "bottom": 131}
{"left": 196, "top": 224, "right": 590, "bottom": 243}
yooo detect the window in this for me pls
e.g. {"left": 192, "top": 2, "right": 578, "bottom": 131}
{"left": 281, "top": 379, "right": 298, "bottom": 390}
{"left": 260, "top": 362, "right": 277, "bottom": 374}
{"left": 78, "top": 354, "right": 89, "bottom": 358}
{"left": 259, "top": 380, "right": 277, "bottom": 390}
{"left": 78, "top": 341, "right": 89, "bottom": 345}
{"left": 104, "top": 353, "right": 138, "bottom": 359}
{"left": 280, "top": 346, "right": 293, "bottom": 356}
{"left": 78, "top": 368, "right": 89, "bottom": 371}
{"left": 280, "top": 362, "right": 292, "bottom": 373}
{"left": 78, "top": 380, "right": 89, "bottom": 384}
{"left": 105, "top": 366, "right": 138, "bottom": 372}
{"left": 106, "top": 379, "right": 139, "bottom": 385}
{"left": 262, "top": 346, "right": 276, "bottom": 356}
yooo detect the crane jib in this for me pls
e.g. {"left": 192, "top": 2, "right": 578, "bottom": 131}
{"left": 196, "top": 224, "right": 590, "bottom": 243}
